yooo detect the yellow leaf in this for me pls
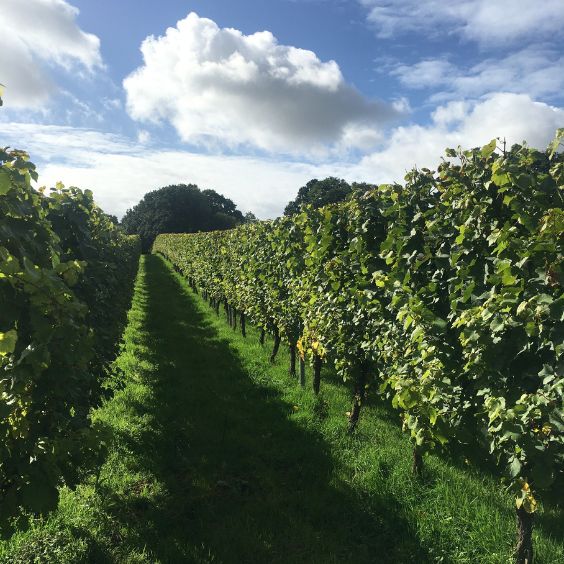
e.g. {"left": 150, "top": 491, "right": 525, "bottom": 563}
{"left": 523, "top": 495, "right": 537, "bottom": 514}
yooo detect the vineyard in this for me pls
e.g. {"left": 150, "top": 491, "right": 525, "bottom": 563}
{"left": 154, "top": 132, "right": 564, "bottom": 563}
{"left": 0, "top": 133, "right": 562, "bottom": 563}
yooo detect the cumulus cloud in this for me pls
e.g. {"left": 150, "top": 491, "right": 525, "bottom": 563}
{"left": 391, "top": 48, "right": 564, "bottom": 102}
{"left": 354, "top": 93, "right": 564, "bottom": 182}
{"left": 359, "top": 0, "right": 564, "bottom": 45}
{"left": 124, "top": 12, "right": 399, "bottom": 155}
{"left": 0, "top": 0, "right": 102, "bottom": 108}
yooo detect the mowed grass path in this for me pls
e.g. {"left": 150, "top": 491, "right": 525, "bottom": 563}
{"left": 2, "top": 255, "right": 563, "bottom": 563}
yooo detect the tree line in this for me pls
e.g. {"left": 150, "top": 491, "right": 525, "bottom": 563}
{"left": 121, "top": 177, "right": 371, "bottom": 251}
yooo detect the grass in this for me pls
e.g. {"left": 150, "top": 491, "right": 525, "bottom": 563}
{"left": 1, "top": 254, "right": 562, "bottom": 563}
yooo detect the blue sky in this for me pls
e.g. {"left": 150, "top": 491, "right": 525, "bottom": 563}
{"left": 0, "top": 0, "right": 563, "bottom": 217}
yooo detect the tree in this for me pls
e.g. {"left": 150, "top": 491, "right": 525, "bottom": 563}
{"left": 284, "top": 177, "right": 353, "bottom": 216}
{"left": 244, "top": 211, "right": 258, "bottom": 223}
{"left": 202, "top": 189, "right": 244, "bottom": 222}
{"left": 122, "top": 184, "right": 246, "bottom": 252}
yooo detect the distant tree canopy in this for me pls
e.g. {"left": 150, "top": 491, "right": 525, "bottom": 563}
{"left": 122, "top": 184, "right": 245, "bottom": 252}
{"left": 283, "top": 177, "right": 376, "bottom": 216}
{"left": 244, "top": 211, "right": 258, "bottom": 223}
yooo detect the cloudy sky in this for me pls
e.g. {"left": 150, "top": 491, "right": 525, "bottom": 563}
{"left": 1, "top": 0, "right": 563, "bottom": 218}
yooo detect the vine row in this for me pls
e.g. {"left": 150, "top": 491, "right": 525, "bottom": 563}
{"left": 155, "top": 132, "right": 563, "bottom": 562}
{"left": 0, "top": 148, "right": 140, "bottom": 526}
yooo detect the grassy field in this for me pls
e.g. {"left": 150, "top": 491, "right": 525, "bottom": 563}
{"left": 1, "top": 254, "right": 562, "bottom": 563}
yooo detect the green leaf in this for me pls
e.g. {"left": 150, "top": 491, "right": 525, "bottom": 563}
{"left": 492, "top": 164, "right": 510, "bottom": 187}
{"left": 411, "top": 326, "right": 424, "bottom": 342}
{"left": 431, "top": 317, "right": 448, "bottom": 330}
{"left": 399, "top": 388, "right": 419, "bottom": 409}
{"left": 509, "top": 457, "right": 522, "bottom": 478}
{"left": 502, "top": 271, "right": 517, "bottom": 286}
{"left": 0, "top": 170, "right": 11, "bottom": 195}
{"left": 488, "top": 397, "right": 505, "bottom": 423}
{"left": 480, "top": 139, "right": 497, "bottom": 158}
{"left": 548, "top": 294, "right": 564, "bottom": 321}
{"left": 455, "top": 225, "right": 466, "bottom": 245}
{"left": 490, "top": 317, "right": 505, "bottom": 333}
{"left": 0, "top": 329, "right": 17, "bottom": 356}
{"left": 547, "top": 128, "right": 564, "bottom": 158}
{"left": 516, "top": 300, "right": 528, "bottom": 317}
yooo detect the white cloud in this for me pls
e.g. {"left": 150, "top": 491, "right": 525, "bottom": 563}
{"left": 102, "top": 97, "right": 122, "bottom": 111}
{"left": 0, "top": 0, "right": 102, "bottom": 108}
{"left": 0, "top": 123, "right": 137, "bottom": 160}
{"left": 137, "top": 130, "right": 151, "bottom": 144}
{"left": 354, "top": 93, "right": 564, "bottom": 182}
{"left": 359, "top": 0, "right": 564, "bottom": 45}
{"left": 391, "top": 59, "right": 455, "bottom": 89}
{"left": 392, "top": 49, "right": 564, "bottom": 102}
{"left": 124, "top": 12, "right": 399, "bottom": 155}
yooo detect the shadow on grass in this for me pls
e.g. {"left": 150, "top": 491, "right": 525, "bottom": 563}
{"left": 93, "top": 255, "right": 430, "bottom": 564}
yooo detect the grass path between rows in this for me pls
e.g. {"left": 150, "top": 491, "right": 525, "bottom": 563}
{"left": 2, "top": 255, "right": 563, "bottom": 563}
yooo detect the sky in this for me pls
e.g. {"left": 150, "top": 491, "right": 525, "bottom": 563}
{"left": 0, "top": 0, "right": 563, "bottom": 218}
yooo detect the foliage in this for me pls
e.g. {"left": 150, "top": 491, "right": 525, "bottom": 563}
{"left": 244, "top": 211, "right": 258, "bottom": 223}
{"left": 0, "top": 148, "right": 140, "bottom": 525}
{"left": 154, "top": 132, "right": 563, "bottom": 521}
{"left": 284, "top": 177, "right": 355, "bottom": 216}
{"left": 46, "top": 184, "right": 140, "bottom": 402}
{"left": 121, "top": 184, "right": 246, "bottom": 252}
